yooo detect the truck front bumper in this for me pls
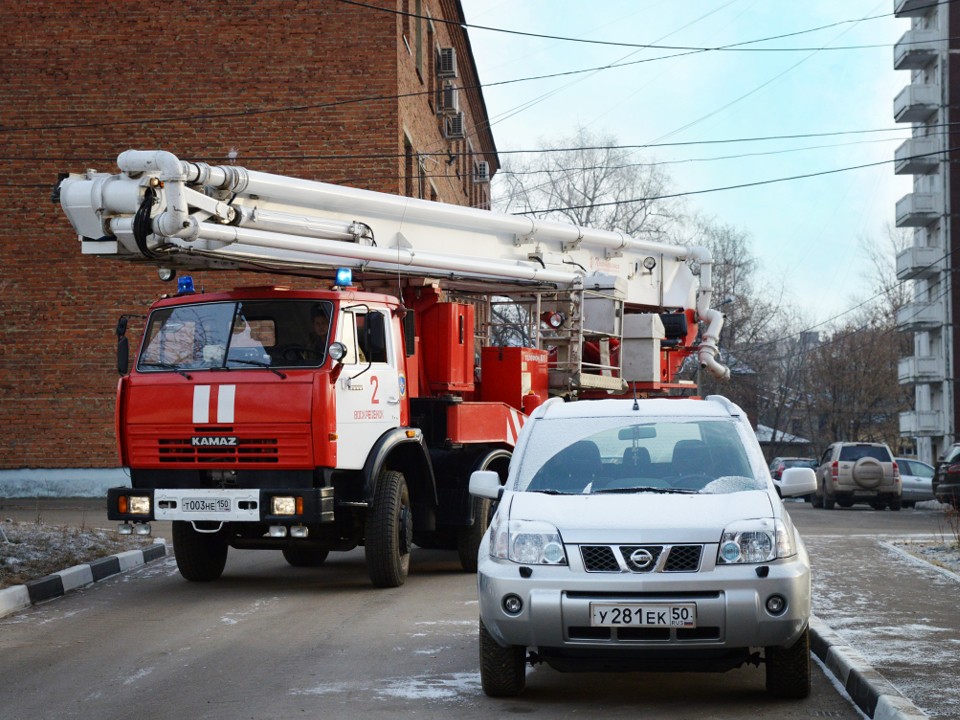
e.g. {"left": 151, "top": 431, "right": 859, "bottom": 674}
{"left": 106, "top": 486, "right": 335, "bottom": 524}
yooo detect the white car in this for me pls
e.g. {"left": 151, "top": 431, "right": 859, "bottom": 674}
{"left": 470, "top": 395, "right": 817, "bottom": 699}
{"left": 895, "top": 457, "right": 935, "bottom": 508}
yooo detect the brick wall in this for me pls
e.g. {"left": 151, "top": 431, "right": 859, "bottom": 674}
{"left": 0, "top": 0, "right": 496, "bottom": 468}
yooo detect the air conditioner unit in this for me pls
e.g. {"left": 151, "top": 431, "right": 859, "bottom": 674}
{"left": 473, "top": 160, "right": 490, "bottom": 183}
{"left": 437, "top": 47, "right": 458, "bottom": 78}
{"left": 444, "top": 113, "right": 466, "bottom": 140}
{"left": 437, "top": 81, "right": 459, "bottom": 116}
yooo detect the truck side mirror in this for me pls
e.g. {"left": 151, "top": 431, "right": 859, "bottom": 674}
{"left": 116, "top": 316, "right": 129, "bottom": 375}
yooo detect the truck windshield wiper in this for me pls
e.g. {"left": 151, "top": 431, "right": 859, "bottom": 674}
{"left": 592, "top": 486, "right": 699, "bottom": 495}
{"left": 139, "top": 362, "right": 191, "bottom": 379}
{"left": 227, "top": 358, "right": 287, "bottom": 378}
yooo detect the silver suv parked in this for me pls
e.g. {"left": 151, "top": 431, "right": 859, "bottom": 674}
{"left": 470, "top": 395, "right": 817, "bottom": 699}
{"left": 812, "top": 442, "right": 901, "bottom": 510}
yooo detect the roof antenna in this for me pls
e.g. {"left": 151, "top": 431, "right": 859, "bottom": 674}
{"left": 631, "top": 383, "right": 639, "bottom": 412}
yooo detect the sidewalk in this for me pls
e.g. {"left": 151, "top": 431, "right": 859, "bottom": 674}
{"left": 2, "top": 499, "right": 953, "bottom": 718}
{"left": 806, "top": 535, "right": 960, "bottom": 720}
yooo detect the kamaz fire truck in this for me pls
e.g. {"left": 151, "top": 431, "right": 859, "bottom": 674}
{"left": 56, "top": 150, "right": 729, "bottom": 588}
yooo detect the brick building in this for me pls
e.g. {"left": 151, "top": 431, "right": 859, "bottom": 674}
{"left": 0, "top": 0, "right": 498, "bottom": 470}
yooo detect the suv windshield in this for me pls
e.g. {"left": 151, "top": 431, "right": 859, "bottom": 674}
{"left": 516, "top": 416, "right": 763, "bottom": 495}
{"left": 138, "top": 300, "right": 334, "bottom": 372}
{"left": 837, "top": 445, "right": 891, "bottom": 462}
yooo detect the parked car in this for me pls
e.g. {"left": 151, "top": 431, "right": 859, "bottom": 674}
{"left": 812, "top": 442, "right": 902, "bottom": 510}
{"left": 933, "top": 443, "right": 960, "bottom": 508}
{"left": 470, "top": 395, "right": 817, "bottom": 699}
{"left": 768, "top": 457, "right": 817, "bottom": 497}
{"left": 895, "top": 457, "right": 935, "bottom": 508}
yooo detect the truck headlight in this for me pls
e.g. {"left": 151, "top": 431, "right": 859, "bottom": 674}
{"left": 717, "top": 518, "right": 795, "bottom": 564}
{"left": 119, "top": 495, "right": 151, "bottom": 515}
{"left": 490, "top": 516, "right": 567, "bottom": 565}
{"left": 271, "top": 496, "right": 302, "bottom": 516}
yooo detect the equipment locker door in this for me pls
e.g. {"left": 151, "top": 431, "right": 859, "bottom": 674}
{"left": 334, "top": 308, "right": 402, "bottom": 469}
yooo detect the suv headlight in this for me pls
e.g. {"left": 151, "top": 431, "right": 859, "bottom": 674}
{"left": 717, "top": 517, "right": 796, "bottom": 564}
{"left": 490, "top": 515, "right": 567, "bottom": 565}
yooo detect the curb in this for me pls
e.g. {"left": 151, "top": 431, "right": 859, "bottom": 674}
{"left": 0, "top": 540, "right": 167, "bottom": 619}
{"left": 810, "top": 615, "right": 927, "bottom": 720}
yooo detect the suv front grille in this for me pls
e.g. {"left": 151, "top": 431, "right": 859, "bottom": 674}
{"left": 581, "top": 544, "right": 703, "bottom": 573}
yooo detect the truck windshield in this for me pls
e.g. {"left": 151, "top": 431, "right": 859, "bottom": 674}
{"left": 137, "top": 300, "right": 334, "bottom": 372}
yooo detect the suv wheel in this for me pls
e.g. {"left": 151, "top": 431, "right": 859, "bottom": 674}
{"left": 822, "top": 494, "right": 835, "bottom": 510}
{"left": 852, "top": 457, "right": 883, "bottom": 489}
{"left": 766, "top": 628, "right": 811, "bottom": 699}
{"left": 479, "top": 620, "right": 526, "bottom": 697}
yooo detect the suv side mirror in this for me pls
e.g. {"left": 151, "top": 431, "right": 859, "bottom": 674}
{"left": 780, "top": 468, "right": 816, "bottom": 497}
{"left": 470, "top": 470, "right": 502, "bottom": 500}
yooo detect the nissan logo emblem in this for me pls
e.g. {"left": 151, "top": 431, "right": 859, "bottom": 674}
{"left": 629, "top": 548, "right": 654, "bottom": 569}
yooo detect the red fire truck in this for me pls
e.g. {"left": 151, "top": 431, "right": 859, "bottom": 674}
{"left": 57, "top": 150, "right": 728, "bottom": 588}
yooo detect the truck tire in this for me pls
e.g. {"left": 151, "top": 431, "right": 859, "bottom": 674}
{"left": 766, "top": 627, "right": 811, "bottom": 699}
{"left": 479, "top": 620, "right": 526, "bottom": 697}
{"left": 172, "top": 521, "right": 228, "bottom": 582}
{"left": 365, "top": 469, "right": 412, "bottom": 588}
{"left": 282, "top": 547, "right": 329, "bottom": 567}
{"left": 457, "top": 496, "right": 492, "bottom": 573}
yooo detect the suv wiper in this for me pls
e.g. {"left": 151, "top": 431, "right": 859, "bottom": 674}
{"left": 139, "top": 362, "right": 192, "bottom": 379}
{"left": 527, "top": 489, "right": 577, "bottom": 495}
{"left": 227, "top": 358, "right": 287, "bottom": 379}
{"left": 592, "top": 486, "right": 699, "bottom": 495}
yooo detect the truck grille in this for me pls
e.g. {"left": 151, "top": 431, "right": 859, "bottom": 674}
{"left": 580, "top": 544, "right": 703, "bottom": 573}
{"left": 157, "top": 437, "right": 280, "bottom": 464}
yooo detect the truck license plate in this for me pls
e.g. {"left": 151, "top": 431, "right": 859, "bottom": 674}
{"left": 590, "top": 603, "right": 696, "bottom": 627}
{"left": 182, "top": 498, "right": 231, "bottom": 513}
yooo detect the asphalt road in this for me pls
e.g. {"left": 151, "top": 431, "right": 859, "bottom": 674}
{"left": 0, "top": 497, "right": 951, "bottom": 719}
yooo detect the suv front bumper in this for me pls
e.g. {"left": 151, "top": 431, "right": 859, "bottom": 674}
{"left": 478, "top": 543, "right": 810, "bottom": 661}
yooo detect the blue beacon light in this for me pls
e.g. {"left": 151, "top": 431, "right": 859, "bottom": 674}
{"left": 335, "top": 268, "right": 353, "bottom": 288}
{"left": 177, "top": 276, "right": 196, "bottom": 295}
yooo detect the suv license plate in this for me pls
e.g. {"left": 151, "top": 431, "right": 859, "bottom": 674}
{"left": 590, "top": 603, "right": 696, "bottom": 628}
{"left": 182, "top": 498, "right": 231, "bottom": 513}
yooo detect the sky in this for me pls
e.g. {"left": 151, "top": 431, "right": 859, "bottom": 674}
{"left": 459, "top": 0, "right": 914, "bottom": 326}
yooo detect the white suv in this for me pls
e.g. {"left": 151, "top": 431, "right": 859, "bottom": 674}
{"left": 470, "top": 395, "right": 816, "bottom": 699}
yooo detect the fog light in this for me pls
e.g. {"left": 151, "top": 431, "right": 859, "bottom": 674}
{"left": 272, "top": 496, "right": 297, "bottom": 515}
{"left": 502, "top": 594, "right": 523, "bottom": 615}
{"left": 290, "top": 526, "right": 309, "bottom": 538}
{"left": 134, "top": 523, "right": 152, "bottom": 536}
{"left": 118, "top": 523, "right": 134, "bottom": 535}
{"left": 766, "top": 594, "right": 787, "bottom": 615}
{"left": 268, "top": 525, "right": 288, "bottom": 538}
{"left": 129, "top": 496, "right": 151, "bottom": 515}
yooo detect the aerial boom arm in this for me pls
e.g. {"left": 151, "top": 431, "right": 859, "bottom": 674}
{"left": 57, "top": 150, "right": 728, "bottom": 380}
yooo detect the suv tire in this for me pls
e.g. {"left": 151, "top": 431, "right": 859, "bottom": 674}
{"left": 480, "top": 620, "right": 526, "bottom": 697}
{"left": 823, "top": 494, "right": 835, "bottom": 510}
{"left": 852, "top": 457, "right": 883, "bottom": 489}
{"left": 766, "top": 628, "right": 811, "bottom": 699}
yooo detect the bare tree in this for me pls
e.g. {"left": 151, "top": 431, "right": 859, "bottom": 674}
{"left": 494, "top": 126, "right": 686, "bottom": 243}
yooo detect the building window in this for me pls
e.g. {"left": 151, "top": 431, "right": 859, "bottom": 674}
{"left": 404, "top": 136, "right": 415, "bottom": 198}
{"left": 414, "top": 0, "right": 423, "bottom": 80}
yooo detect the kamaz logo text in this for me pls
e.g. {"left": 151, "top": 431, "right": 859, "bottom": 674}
{"left": 190, "top": 436, "right": 239, "bottom": 447}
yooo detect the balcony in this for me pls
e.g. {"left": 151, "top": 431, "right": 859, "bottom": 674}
{"left": 893, "top": 29, "right": 939, "bottom": 70}
{"left": 896, "top": 244, "right": 942, "bottom": 280}
{"left": 895, "top": 192, "right": 941, "bottom": 227}
{"left": 895, "top": 0, "right": 936, "bottom": 17}
{"left": 894, "top": 84, "right": 940, "bottom": 123}
{"left": 898, "top": 355, "right": 945, "bottom": 384}
{"left": 896, "top": 301, "right": 945, "bottom": 331}
{"left": 894, "top": 136, "right": 940, "bottom": 175}
{"left": 899, "top": 410, "right": 945, "bottom": 437}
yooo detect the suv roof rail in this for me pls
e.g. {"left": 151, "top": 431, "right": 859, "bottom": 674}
{"left": 704, "top": 394, "right": 742, "bottom": 418}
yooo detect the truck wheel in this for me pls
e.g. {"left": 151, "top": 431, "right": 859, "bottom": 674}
{"left": 457, "top": 496, "right": 492, "bottom": 573}
{"left": 172, "top": 521, "right": 228, "bottom": 582}
{"left": 365, "top": 470, "right": 412, "bottom": 588}
{"left": 282, "top": 547, "right": 329, "bottom": 567}
{"left": 480, "top": 620, "right": 526, "bottom": 697}
{"left": 766, "top": 628, "right": 811, "bottom": 699}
